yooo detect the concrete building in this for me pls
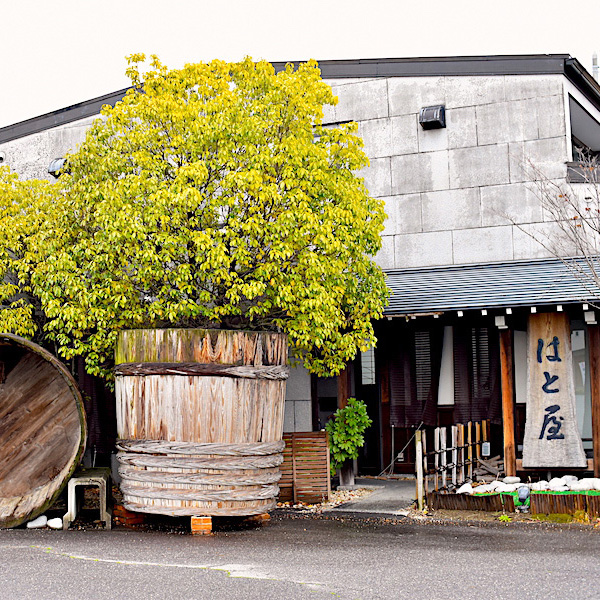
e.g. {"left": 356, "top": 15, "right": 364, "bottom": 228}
{"left": 2, "top": 55, "right": 600, "bottom": 477}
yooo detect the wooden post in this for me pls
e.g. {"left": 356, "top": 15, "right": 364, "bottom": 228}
{"left": 440, "top": 427, "right": 447, "bottom": 489}
{"left": 458, "top": 424, "right": 465, "bottom": 484}
{"left": 434, "top": 427, "right": 440, "bottom": 491}
{"left": 499, "top": 329, "right": 517, "bottom": 477}
{"left": 422, "top": 431, "right": 428, "bottom": 494}
{"left": 588, "top": 325, "right": 600, "bottom": 477}
{"left": 337, "top": 365, "right": 352, "bottom": 409}
{"left": 415, "top": 430, "right": 424, "bottom": 511}
{"left": 292, "top": 435, "right": 298, "bottom": 504}
{"left": 451, "top": 425, "right": 458, "bottom": 487}
{"left": 467, "top": 421, "right": 473, "bottom": 481}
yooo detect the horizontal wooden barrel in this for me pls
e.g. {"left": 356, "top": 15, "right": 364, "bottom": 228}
{"left": 115, "top": 329, "right": 288, "bottom": 517}
{"left": 0, "top": 333, "right": 86, "bottom": 528}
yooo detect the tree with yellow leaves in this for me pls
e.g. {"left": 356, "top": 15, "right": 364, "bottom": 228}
{"left": 0, "top": 167, "right": 56, "bottom": 340}
{"left": 27, "top": 56, "right": 388, "bottom": 378}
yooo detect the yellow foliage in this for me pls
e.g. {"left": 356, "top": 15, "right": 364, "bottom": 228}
{"left": 11, "top": 57, "right": 388, "bottom": 378}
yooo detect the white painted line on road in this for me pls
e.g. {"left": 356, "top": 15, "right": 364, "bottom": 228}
{"left": 30, "top": 546, "right": 327, "bottom": 591}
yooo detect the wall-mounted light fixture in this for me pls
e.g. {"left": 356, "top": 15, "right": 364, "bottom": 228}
{"left": 419, "top": 105, "right": 446, "bottom": 129}
{"left": 495, "top": 315, "right": 507, "bottom": 329}
{"left": 48, "top": 157, "right": 67, "bottom": 178}
{"left": 585, "top": 310, "right": 597, "bottom": 325}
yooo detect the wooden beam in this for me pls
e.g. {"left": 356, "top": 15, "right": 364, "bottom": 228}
{"left": 499, "top": 329, "right": 517, "bottom": 477}
{"left": 588, "top": 325, "right": 600, "bottom": 477}
{"left": 337, "top": 365, "right": 352, "bottom": 409}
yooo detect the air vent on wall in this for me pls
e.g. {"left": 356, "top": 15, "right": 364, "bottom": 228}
{"left": 419, "top": 105, "right": 446, "bottom": 130}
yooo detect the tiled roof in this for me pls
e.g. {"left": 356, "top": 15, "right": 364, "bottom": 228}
{"left": 384, "top": 257, "right": 600, "bottom": 315}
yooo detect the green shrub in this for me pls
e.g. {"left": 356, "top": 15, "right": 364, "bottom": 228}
{"left": 325, "top": 397, "right": 372, "bottom": 474}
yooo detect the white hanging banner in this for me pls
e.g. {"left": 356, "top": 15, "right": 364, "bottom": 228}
{"left": 522, "top": 312, "right": 587, "bottom": 468}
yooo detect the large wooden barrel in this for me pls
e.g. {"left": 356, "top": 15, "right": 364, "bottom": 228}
{"left": 0, "top": 333, "right": 86, "bottom": 528}
{"left": 114, "top": 329, "right": 288, "bottom": 517}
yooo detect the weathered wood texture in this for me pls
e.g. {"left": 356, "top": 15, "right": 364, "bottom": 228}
{"left": 499, "top": 329, "right": 516, "bottom": 477}
{"left": 523, "top": 313, "right": 587, "bottom": 468}
{"left": 427, "top": 492, "right": 515, "bottom": 512}
{"left": 422, "top": 421, "right": 489, "bottom": 492}
{"left": 588, "top": 325, "right": 600, "bottom": 477}
{"left": 115, "top": 329, "right": 288, "bottom": 517}
{"left": 0, "top": 334, "right": 86, "bottom": 528}
{"left": 279, "top": 432, "right": 331, "bottom": 504}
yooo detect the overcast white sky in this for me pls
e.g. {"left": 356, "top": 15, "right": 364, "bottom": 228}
{"left": 2, "top": 0, "right": 600, "bottom": 128}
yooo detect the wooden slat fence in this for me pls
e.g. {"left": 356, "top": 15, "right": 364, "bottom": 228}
{"left": 279, "top": 432, "right": 331, "bottom": 504}
{"left": 415, "top": 421, "right": 489, "bottom": 509}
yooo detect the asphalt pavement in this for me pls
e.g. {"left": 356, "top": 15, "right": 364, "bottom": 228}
{"left": 328, "top": 477, "right": 416, "bottom": 516}
{"left": 2, "top": 511, "right": 600, "bottom": 600}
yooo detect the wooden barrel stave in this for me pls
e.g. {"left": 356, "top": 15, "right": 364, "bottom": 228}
{"left": 0, "top": 334, "right": 86, "bottom": 528}
{"left": 115, "top": 329, "right": 288, "bottom": 517}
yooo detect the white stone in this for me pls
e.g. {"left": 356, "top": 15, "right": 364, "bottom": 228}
{"left": 563, "top": 475, "right": 579, "bottom": 484}
{"left": 26, "top": 515, "right": 48, "bottom": 529}
{"left": 549, "top": 478, "right": 570, "bottom": 491}
{"left": 494, "top": 483, "right": 513, "bottom": 493}
{"left": 569, "top": 481, "right": 594, "bottom": 491}
{"left": 549, "top": 477, "right": 566, "bottom": 487}
{"left": 472, "top": 484, "right": 493, "bottom": 494}
{"left": 503, "top": 476, "right": 521, "bottom": 484}
{"left": 457, "top": 483, "right": 473, "bottom": 494}
{"left": 47, "top": 518, "right": 63, "bottom": 530}
{"left": 487, "top": 480, "right": 502, "bottom": 491}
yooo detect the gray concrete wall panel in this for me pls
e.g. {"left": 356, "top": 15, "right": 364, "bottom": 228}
{"left": 394, "top": 230, "right": 453, "bottom": 268}
{"left": 421, "top": 188, "right": 481, "bottom": 232}
{"left": 476, "top": 99, "right": 539, "bottom": 146}
{"left": 452, "top": 226, "right": 514, "bottom": 264}
{"left": 387, "top": 77, "right": 446, "bottom": 116}
{"left": 444, "top": 76, "right": 506, "bottom": 109}
{"left": 446, "top": 106, "right": 478, "bottom": 149}
{"left": 504, "top": 75, "right": 563, "bottom": 101}
{"left": 449, "top": 144, "right": 510, "bottom": 189}
{"left": 375, "top": 235, "right": 395, "bottom": 270}
{"left": 381, "top": 194, "right": 423, "bottom": 236}
{"left": 392, "top": 150, "right": 449, "bottom": 195}
{"left": 512, "top": 221, "right": 577, "bottom": 260}
{"left": 328, "top": 79, "right": 389, "bottom": 123}
{"left": 360, "top": 156, "right": 392, "bottom": 197}
{"left": 480, "top": 183, "right": 543, "bottom": 226}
